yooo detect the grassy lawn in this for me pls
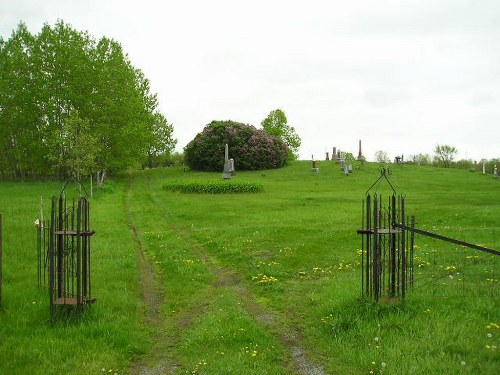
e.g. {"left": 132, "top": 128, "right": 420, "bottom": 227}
{"left": 0, "top": 161, "right": 499, "bottom": 374}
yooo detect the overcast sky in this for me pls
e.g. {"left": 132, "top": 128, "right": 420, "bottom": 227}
{"left": 2, "top": 0, "right": 499, "bottom": 161}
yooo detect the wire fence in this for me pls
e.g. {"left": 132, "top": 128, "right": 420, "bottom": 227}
{"left": 407, "top": 231, "right": 499, "bottom": 302}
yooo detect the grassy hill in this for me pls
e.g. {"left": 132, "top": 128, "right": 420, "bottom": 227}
{"left": 0, "top": 161, "right": 498, "bottom": 374}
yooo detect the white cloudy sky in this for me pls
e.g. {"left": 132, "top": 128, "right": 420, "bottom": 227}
{"left": 1, "top": 0, "right": 499, "bottom": 161}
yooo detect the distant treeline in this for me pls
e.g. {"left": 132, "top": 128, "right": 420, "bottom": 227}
{"left": 0, "top": 21, "right": 176, "bottom": 180}
{"left": 406, "top": 154, "right": 500, "bottom": 173}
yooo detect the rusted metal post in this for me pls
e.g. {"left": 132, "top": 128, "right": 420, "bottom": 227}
{"left": 401, "top": 196, "right": 406, "bottom": 299}
{"left": 82, "top": 199, "right": 88, "bottom": 298}
{"left": 0, "top": 213, "right": 3, "bottom": 308}
{"left": 76, "top": 198, "right": 82, "bottom": 310}
{"left": 365, "top": 195, "right": 371, "bottom": 297}
{"left": 361, "top": 199, "right": 368, "bottom": 297}
{"left": 410, "top": 216, "right": 415, "bottom": 287}
{"left": 390, "top": 195, "right": 397, "bottom": 297}
{"left": 50, "top": 197, "right": 56, "bottom": 316}
{"left": 57, "top": 195, "right": 64, "bottom": 298}
{"left": 87, "top": 200, "right": 92, "bottom": 299}
{"left": 373, "top": 195, "right": 380, "bottom": 301}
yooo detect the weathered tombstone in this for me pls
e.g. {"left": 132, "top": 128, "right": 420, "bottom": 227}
{"left": 326, "top": 152, "right": 329, "bottom": 161}
{"left": 229, "top": 158, "right": 235, "bottom": 176}
{"left": 494, "top": 165, "right": 498, "bottom": 178}
{"left": 332, "top": 147, "right": 337, "bottom": 161}
{"left": 339, "top": 152, "right": 345, "bottom": 171}
{"left": 357, "top": 139, "right": 365, "bottom": 161}
{"left": 348, "top": 164, "right": 353, "bottom": 173}
{"left": 222, "top": 144, "right": 232, "bottom": 179}
{"left": 311, "top": 156, "right": 319, "bottom": 173}
{"left": 483, "top": 163, "right": 486, "bottom": 174}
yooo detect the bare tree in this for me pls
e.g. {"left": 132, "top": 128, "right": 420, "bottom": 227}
{"left": 374, "top": 150, "right": 390, "bottom": 163}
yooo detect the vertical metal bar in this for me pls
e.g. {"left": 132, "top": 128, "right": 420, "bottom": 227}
{"left": 37, "top": 217, "right": 41, "bottom": 288}
{"left": 396, "top": 195, "right": 401, "bottom": 296}
{"left": 42, "top": 220, "right": 46, "bottom": 287}
{"left": 401, "top": 196, "right": 406, "bottom": 300}
{"left": 71, "top": 198, "right": 75, "bottom": 298}
{"left": 82, "top": 199, "right": 88, "bottom": 298}
{"left": 50, "top": 197, "right": 57, "bottom": 316}
{"left": 0, "top": 214, "right": 3, "bottom": 308}
{"left": 76, "top": 198, "right": 82, "bottom": 310}
{"left": 410, "top": 216, "right": 415, "bottom": 287}
{"left": 390, "top": 195, "right": 396, "bottom": 297}
{"left": 373, "top": 195, "right": 379, "bottom": 301}
{"left": 57, "top": 195, "right": 64, "bottom": 298}
{"left": 87, "top": 199, "right": 91, "bottom": 299}
{"left": 361, "top": 199, "right": 365, "bottom": 298}
{"left": 65, "top": 199, "right": 70, "bottom": 298}
{"left": 366, "top": 194, "right": 372, "bottom": 297}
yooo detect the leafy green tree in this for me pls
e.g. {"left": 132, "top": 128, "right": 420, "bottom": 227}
{"left": 261, "top": 109, "right": 301, "bottom": 160}
{"left": 146, "top": 112, "right": 177, "bottom": 168}
{"left": 434, "top": 144, "right": 458, "bottom": 168}
{"left": 0, "top": 23, "right": 47, "bottom": 178}
{"left": 0, "top": 20, "right": 176, "bottom": 180}
{"left": 47, "top": 110, "right": 100, "bottom": 179}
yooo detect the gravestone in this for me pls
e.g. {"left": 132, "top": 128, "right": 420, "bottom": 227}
{"left": 357, "top": 139, "right": 365, "bottom": 161}
{"left": 311, "top": 156, "right": 319, "bottom": 173}
{"left": 339, "top": 152, "right": 345, "bottom": 171}
{"left": 222, "top": 144, "right": 232, "bottom": 179}
{"left": 229, "top": 158, "right": 235, "bottom": 176}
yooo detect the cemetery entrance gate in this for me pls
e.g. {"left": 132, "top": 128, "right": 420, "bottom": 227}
{"left": 38, "top": 189, "right": 95, "bottom": 316}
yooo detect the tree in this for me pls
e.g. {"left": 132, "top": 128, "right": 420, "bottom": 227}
{"left": 47, "top": 110, "right": 100, "bottom": 179}
{"left": 409, "top": 153, "right": 432, "bottom": 166}
{"left": 434, "top": 144, "right": 458, "bottom": 168}
{"left": 147, "top": 112, "right": 177, "bottom": 168}
{"left": 0, "top": 20, "right": 176, "bottom": 179}
{"left": 261, "top": 109, "right": 301, "bottom": 160}
{"left": 374, "top": 150, "right": 390, "bottom": 163}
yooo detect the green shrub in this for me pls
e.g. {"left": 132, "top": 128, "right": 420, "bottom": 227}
{"left": 184, "top": 120, "right": 289, "bottom": 171}
{"left": 163, "top": 180, "right": 264, "bottom": 194}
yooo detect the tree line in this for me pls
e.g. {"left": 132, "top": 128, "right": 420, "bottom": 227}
{"left": 375, "top": 145, "right": 499, "bottom": 173}
{"left": 0, "top": 21, "right": 176, "bottom": 180}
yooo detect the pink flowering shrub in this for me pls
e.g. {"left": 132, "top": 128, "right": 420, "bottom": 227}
{"left": 184, "top": 120, "right": 289, "bottom": 171}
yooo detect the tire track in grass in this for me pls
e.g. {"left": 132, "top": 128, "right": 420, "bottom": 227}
{"left": 127, "top": 173, "right": 217, "bottom": 375}
{"left": 143, "top": 173, "right": 326, "bottom": 375}
{"left": 126, "top": 175, "right": 179, "bottom": 375}
{"left": 211, "top": 263, "right": 325, "bottom": 375}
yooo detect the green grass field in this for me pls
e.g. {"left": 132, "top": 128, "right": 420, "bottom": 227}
{"left": 0, "top": 161, "right": 499, "bottom": 374}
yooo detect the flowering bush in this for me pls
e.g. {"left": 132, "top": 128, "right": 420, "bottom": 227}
{"left": 184, "top": 120, "right": 289, "bottom": 171}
